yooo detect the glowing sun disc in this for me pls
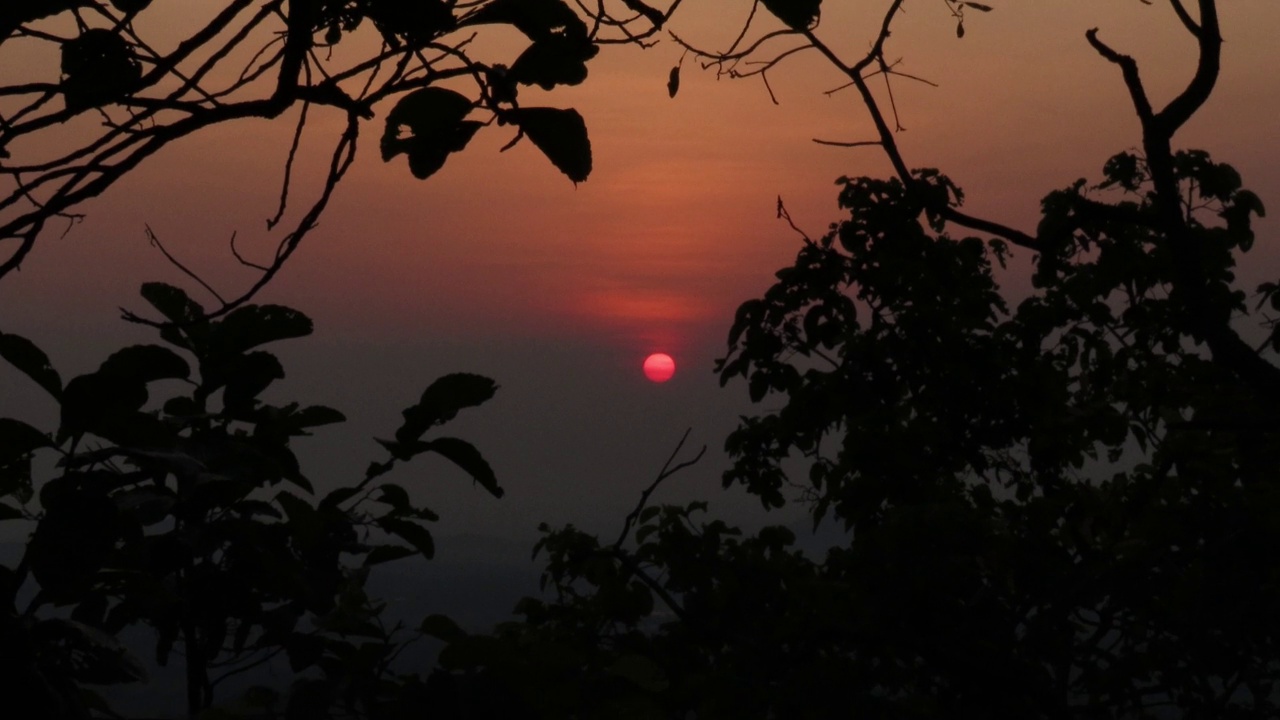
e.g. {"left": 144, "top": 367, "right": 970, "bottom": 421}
{"left": 643, "top": 353, "right": 676, "bottom": 383}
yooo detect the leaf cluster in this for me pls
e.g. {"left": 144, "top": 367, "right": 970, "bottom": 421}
{"left": 423, "top": 150, "right": 1280, "bottom": 718}
{"left": 0, "top": 284, "right": 504, "bottom": 717}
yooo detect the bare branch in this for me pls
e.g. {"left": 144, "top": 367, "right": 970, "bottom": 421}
{"left": 812, "top": 139, "right": 881, "bottom": 148}
{"left": 229, "top": 231, "right": 269, "bottom": 272}
{"left": 776, "top": 196, "right": 813, "bottom": 243}
{"left": 1156, "top": 0, "right": 1220, "bottom": 135}
{"left": 1085, "top": 28, "right": 1155, "bottom": 123}
{"left": 613, "top": 428, "right": 707, "bottom": 550}
{"left": 1168, "top": 0, "right": 1200, "bottom": 35}
{"left": 145, "top": 225, "right": 226, "bottom": 305}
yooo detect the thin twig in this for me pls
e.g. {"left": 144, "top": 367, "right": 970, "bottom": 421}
{"left": 812, "top": 138, "right": 881, "bottom": 148}
{"left": 229, "top": 231, "right": 268, "bottom": 271}
{"left": 146, "top": 225, "right": 226, "bottom": 304}
{"left": 268, "top": 99, "right": 310, "bottom": 230}
{"left": 613, "top": 428, "right": 707, "bottom": 550}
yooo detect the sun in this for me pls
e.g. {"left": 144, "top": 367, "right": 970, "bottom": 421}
{"left": 643, "top": 353, "right": 676, "bottom": 383}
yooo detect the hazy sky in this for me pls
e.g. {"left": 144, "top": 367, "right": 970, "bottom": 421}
{"left": 2, "top": 1, "right": 1278, "bottom": 554}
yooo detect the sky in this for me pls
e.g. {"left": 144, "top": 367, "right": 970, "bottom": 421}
{"left": 2, "top": 0, "right": 1279, "bottom": 582}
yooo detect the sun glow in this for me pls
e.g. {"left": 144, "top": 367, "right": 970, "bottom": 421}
{"left": 643, "top": 353, "right": 676, "bottom": 383}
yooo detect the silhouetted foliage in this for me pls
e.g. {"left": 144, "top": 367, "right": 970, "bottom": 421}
{"left": 0, "top": 284, "right": 503, "bottom": 718}
{"left": 418, "top": 1, "right": 1280, "bottom": 717}
{"left": 0, "top": 0, "right": 669, "bottom": 318}
{"left": 5, "top": 0, "right": 1280, "bottom": 718}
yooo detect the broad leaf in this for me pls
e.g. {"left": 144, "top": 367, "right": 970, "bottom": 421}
{"left": 380, "top": 517, "right": 435, "bottom": 559}
{"left": 210, "top": 305, "right": 313, "bottom": 357}
{"left": 139, "top": 282, "right": 206, "bottom": 349}
{"left": 0, "top": 331, "right": 62, "bottom": 398}
{"left": 320, "top": 486, "right": 360, "bottom": 509}
{"left": 109, "top": 0, "right": 153, "bottom": 12}
{"left": 377, "top": 483, "right": 412, "bottom": 513}
{"left": 381, "top": 87, "right": 482, "bottom": 179}
{"left": 760, "top": 0, "right": 821, "bottom": 30}
{"left": 28, "top": 489, "right": 119, "bottom": 600}
{"left": 32, "top": 619, "right": 148, "bottom": 684}
{"left": 419, "top": 613, "right": 465, "bottom": 642}
{"left": 291, "top": 405, "right": 346, "bottom": 430}
{"left": 277, "top": 491, "right": 322, "bottom": 547}
{"left": 395, "top": 373, "right": 497, "bottom": 444}
{"left": 113, "top": 486, "right": 176, "bottom": 526}
{"left": 366, "top": 0, "right": 456, "bottom": 43}
{"left": 425, "top": 436, "right": 503, "bottom": 498}
{"left": 464, "top": 0, "right": 587, "bottom": 43}
{"left": 222, "top": 351, "right": 285, "bottom": 413}
{"left": 363, "top": 544, "right": 417, "bottom": 566}
{"left": 58, "top": 372, "right": 148, "bottom": 442}
{"left": 0, "top": 418, "right": 51, "bottom": 462}
{"left": 99, "top": 344, "right": 190, "bottom": 384}
{"left": 509, "top": 36, "right": 598, "bottom": 90}
{"left": 513, "top": 107, "right": 592, "bottom": 184}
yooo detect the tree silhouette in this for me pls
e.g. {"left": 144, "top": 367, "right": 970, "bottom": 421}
{"left": 4, "top": 0, "right": 1279, "bottom": 717}
{"left": 1, "top": 283, "right": 508, "bottom": 717}
{"left": 0, "top": 0, "right": 671, "bottom": 319}
{"left": 421, "top": 1, "right": 1280, "bottom": 716}
{"left": 0, "top": 1, "right": 670, "bottom": 716}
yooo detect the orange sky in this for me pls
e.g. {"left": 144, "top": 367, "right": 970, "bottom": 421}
{"left": 2, "top": 1, "right": 1278, "bottom": 538}
{"left": 9, "top": 2, "right": 1279, "bottom": 352}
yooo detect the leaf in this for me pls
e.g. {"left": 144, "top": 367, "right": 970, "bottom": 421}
{"left": 760, "top": 0, "right": 821, "bottom": 31}
{"left": 395, "top": 373, "right": 497, "bottom": 444}
{"left": 222, "top": 351, "right": 285, "bottom": 413}
{"left": 363, "top": 544, "right": 417, "bottom": 566}
{"left": 376, "top": 437, "right": 428, "bottom": 462}
{"left": 509, "top": 36, "right": 598, "bottom": 90}
{"left": 140, "top": 282, "right": 202, "bottom": 320}
{"left": 610, "top": 654, "right": 669, "bottom": 692}
{"left": 366, "top": 0, "right": 456, "bottom": 43}
{"left": 292, "top": 405, "right": 346, "bottom": 430}
{"left": 0, "top": 418, "right": 51, "bottom": 463}
{"left": 110, "top": 0, "right": 153, "bottom": 12}
{"left": 512, "top": 107, "right": 592, "bottom": 184}
{"left": 463, "top": 0, "right": 588, "bottom": 43}
{"left": 277, "top": 491, "right": 322, "bottom": 546}
{"left": 99, "top": 344, "right": 190, "bottom": 384}
{"left": 667, "top": 65, "right": 680, "bottom": 98}
{"left": 320, "top": 486, "right": 360, "bottom": 509}
{"left": 285, "top": 634, "right": 325, "bottom": 673}
{"left": 425, "top": 437, "right": 503, "bottom": 498}
{"left": 957, "top": 20, "right": 965, "bottom": 38}
{"left": 377, "top": 483, "right": 412, "bottom": 513}
{"left": 28, "top": 490, "right": 119, "bottom": 601}
{"left": 419, "top": 613, "right": 465, "bottom": 642}
{"left": 963, "top": 2, "right": 993, "bottom": 10}
{"left": 381, "top": 87, "right": 481, "bottom": 179}
{"left": 139, "top": 282, "right": 207, "bottom": 350}
{"left": 32, "top": 619, "right": 148, "bottom": 684}
{"left": 0, "top": 331, "right": 62, "bottom": 399}
{"left": 113, "top": 486, "right": 176, "bottom": 526}
{"left": 210, "top": 305, "right": 313, "bottom": 357}
{"left": 379, "top": 518, "right": 435, "bottom": 559}
{"left": 58, "top": 372, "right": 148, "bottom": 441}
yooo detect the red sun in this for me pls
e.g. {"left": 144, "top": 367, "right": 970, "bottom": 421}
{"left": 643, "top": 353, "right": 676, "bottom": 383}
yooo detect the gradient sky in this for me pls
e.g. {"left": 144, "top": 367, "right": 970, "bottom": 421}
{"left": 2, "top": 1, "right": 1278, "bottom": 555}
